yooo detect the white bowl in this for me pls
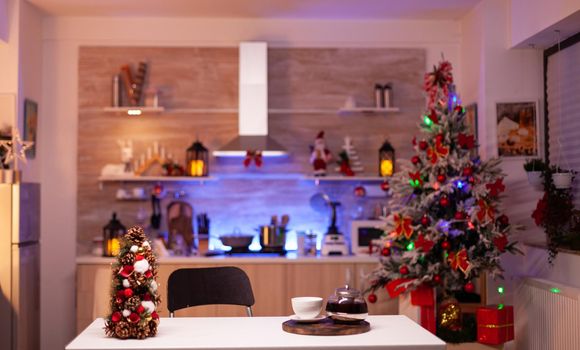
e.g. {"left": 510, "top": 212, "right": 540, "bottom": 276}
{"left": 291, "top": 297, "right": 323, "bottom": 319}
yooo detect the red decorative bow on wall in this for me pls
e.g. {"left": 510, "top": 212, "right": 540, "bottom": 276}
{"left": 243, "top": 150, "right": 263, "bottom": 167}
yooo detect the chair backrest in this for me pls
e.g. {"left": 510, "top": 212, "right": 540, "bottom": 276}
{"left": 167, "top": 267, "right": 255, "bottom": 314}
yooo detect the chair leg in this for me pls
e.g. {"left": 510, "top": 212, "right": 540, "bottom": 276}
{"left": 170, "top": 312, "right": 174, "bottom": 318}
{"left": 246, "top": 307, "right": 253, "bottom": 317}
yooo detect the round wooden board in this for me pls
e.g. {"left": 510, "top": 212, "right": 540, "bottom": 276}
{"left": 282, "top": 318, "right": 370, "bottom": 336}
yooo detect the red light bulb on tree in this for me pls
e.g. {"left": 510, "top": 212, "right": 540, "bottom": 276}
{"left": 441, "top": 240, "right": 450, "bottom": 250}
{"left": 399, "top": 265, "right": 409, "bottom": 275}
{"left": 433, "top": 274, "right": 442, "bottom": 284}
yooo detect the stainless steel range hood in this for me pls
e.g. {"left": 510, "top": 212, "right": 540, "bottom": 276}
{"left": 213, "top": 42, "right": 288, "bottom": 157}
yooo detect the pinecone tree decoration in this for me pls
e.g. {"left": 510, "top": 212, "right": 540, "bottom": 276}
{"left": 104, "top": 225, "right": 160, "bottom": 339}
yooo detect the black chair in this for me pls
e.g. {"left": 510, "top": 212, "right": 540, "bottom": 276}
{"left": 167, "top": 267, "right": 255, "bottom": 317}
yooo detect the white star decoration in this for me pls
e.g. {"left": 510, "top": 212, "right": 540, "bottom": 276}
{"left": 0, "top": 128, "right": 33, "bottom": 170}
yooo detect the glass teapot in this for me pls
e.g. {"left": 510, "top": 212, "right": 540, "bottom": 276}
{"left": 325, "top": 285, "right": 368, "bottom": 323}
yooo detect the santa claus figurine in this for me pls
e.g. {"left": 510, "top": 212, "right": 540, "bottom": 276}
{"left": 310, "top": 131, "right": 332, "bottom": 176}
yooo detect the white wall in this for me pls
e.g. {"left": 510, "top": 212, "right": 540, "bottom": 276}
{"left": 510, "top": 0, "right": 580, "bottom": 47}
{"left": 40, "top": 16, "right": 462, "bottom": 349}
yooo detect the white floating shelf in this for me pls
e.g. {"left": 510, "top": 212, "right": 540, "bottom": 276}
{"left": 269, "top": 108, "right": 337, "bottom": 115}
{"left": 102, "top": 106, "right": 165, "bottom": 115}
{"left": 303, "top": 175, "right": 386, "bottom": 185}
{"left": 98, "top": 175, "right": 216, "bottom": 183}
{"left": 338, "top": 107, "right": 400, "bottom": 114}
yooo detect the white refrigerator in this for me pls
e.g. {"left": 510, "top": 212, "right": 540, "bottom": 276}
{"left": 0, "top": 183, "right": 40, "bottom": 350}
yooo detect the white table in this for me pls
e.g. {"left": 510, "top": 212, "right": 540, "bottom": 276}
{"left": 66, "top": 316, "right": 445, "bottom": 350}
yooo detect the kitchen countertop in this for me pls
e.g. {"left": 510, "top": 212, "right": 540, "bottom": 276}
{"left": 77, "top": 253, "right": 381, "bottom": 265}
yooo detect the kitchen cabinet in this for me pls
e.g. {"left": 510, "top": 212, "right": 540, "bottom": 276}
{"left": 75, "top": 256, "right": 393, "bottom": 333}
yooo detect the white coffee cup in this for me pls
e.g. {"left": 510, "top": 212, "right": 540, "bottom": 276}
{"left": 291, "top": 297, "right": 323, "bottom": 319}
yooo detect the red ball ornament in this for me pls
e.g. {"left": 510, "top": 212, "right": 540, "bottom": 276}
{"left": 437, "top": 174, "right": 446, "bottom": 183}
{"left": 421, "top": 216, "right": 430, "bottom": 226}
{"left": 116, "top": 290, "right": 125, "bottom": 299}
{"left": 399, "top": 266, "right": 409, "bottom": 275}
{"left": 123, "top": 288, "right": 134, "bottom": 298}
{"left": 432, "top": 274, "right": 442, "bottom": 284}
{"left": 380, "top": 181, "right": 390, "bottom": 192}
{"left": 145, "top": 270, "right": 153, "bottom": 278}
{"left": 115, "top": 297, "right": 123, "bottom": 305}
{"left": 454, "top": 211, "right": 465, "bottom": 220}
{"left": 411, "top": 156, "right": 420, "bottom": 165}
{"left": 135, "top": 254, "right": 144, "bottom": 261}
{"left": 368, "top": 293, "right": 378, "bottom": 304}
{"left": 419, "top": 141, "right": 428, "bottom": 150}
{"left": 153, "top": 183, "right": 164, "bottom": 196}
{"left": 111, "top": 311, "right": 122, "bottom": 323}
{"left": 464, "top": 281, "right": 475, "bottom": 293}
{"left": 137, "top": 305, "right": 146, "bottom": 314}
{"left": 441, "top": 240, "right": 450, "bottom": 250}
{"left": 381, "top": 247, "right": 391, "bottom": 256}
{"left": 128, "top": 312, "right": 140, "bottom": 323}
{"left": 498, "top": 214, "right": 509, "bottom": 226}
{"left": 463, "top": 167, "right": 473, "bottom": 177}
{"left": 143, "top": 293, "right": 152, "bottom": 301}
{"left": 439, "top": 196, "right": 450, "bottom": 207}
{"left": 354, "top": 185, "right": 367, "bottom": 197}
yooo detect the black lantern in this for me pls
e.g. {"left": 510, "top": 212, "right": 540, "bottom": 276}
{"left": 103, "top": 212, "right": 126, "bottom": 257}
{"left": 186, "top": 140, "right": 209, "bottom": 177}
{"left": 379, "top": 140, "right": 395, "bottom": 177}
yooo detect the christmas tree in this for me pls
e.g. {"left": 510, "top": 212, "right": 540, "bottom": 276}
{"left": 105, "top": 226, "right": 161, "bottom": 339}
{"left": 368, "top": 60, "right": 519, "bottom": 298}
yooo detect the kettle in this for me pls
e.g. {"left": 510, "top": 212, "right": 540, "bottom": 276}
{"left": 325, "top": 285, "right": 368, "bottom": 323}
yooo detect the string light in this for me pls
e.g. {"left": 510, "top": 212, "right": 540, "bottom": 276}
{"left": 456, "top": 180, "right": 465, "bottom": 189}
{"left": 550, "top": 287, "right": 561, "bottom": 294}
{"left": 497, "top": 303, "right": 505, "bottom": 310}
{"left": 410, "top": 179, "right": 421, "bottom": 188}
{"left": 406, "top": 242, "right": 415, "bottom": 251}
{"left": 423, "top": 115, "right": 433, "bottom": 127}
{"left": 497, "top": 286, "right": 505, "bottom": 295}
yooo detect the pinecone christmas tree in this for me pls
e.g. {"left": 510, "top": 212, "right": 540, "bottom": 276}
{"left": 105, "top": 226, "right": 160, "bottom": 339}
{"left": 368, "top": 60, "right": 520, "bottom": 298}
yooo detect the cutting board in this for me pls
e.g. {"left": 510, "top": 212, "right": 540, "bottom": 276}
{"left": 282, "top": 318, "right": 370, "bottom": 336}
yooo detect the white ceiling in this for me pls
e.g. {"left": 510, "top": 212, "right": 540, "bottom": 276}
{"left": 27, "top": 0, "right": 482, "bottom": 20}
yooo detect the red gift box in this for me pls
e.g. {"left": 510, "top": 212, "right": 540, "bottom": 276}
{"left": 476, "top": 305, "right": 514, "bottom": 345}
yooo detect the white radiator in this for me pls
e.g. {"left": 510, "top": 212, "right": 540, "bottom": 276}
{"left": 516, "top": 277, "right": 580, "bottom": 350}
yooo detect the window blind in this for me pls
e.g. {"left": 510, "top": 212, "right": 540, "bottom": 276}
{"left": 546, "top": 39, "right": 580, "bottom": 202}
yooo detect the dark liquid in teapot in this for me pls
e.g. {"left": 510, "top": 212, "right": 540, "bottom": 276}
{"left": 325, "top": 300, "right": 368, "bottom": 314}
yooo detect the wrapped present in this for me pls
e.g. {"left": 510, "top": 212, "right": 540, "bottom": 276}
{"left": 398, "top": 284, "right": 436, "bottom": 334}
{"left": 476, "top": 305, "right": 514, "bottom": 345}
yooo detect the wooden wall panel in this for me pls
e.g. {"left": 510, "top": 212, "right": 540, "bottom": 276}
{"left": 77, "top": 47, "right": 425, "bottom": 254}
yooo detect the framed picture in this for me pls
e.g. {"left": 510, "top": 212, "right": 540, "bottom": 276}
{"left": 496, "top": 101, "right": 538, "bottom": 157}
{"left": 23, "top": 99, "right": 38, "bottom": 158}
{"left": 465, "top": 103, "right": 478, "bottom": 140}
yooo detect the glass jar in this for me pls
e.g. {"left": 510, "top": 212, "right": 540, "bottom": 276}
{"left": 325, "top": 285, "right": 368, "bottom": 323}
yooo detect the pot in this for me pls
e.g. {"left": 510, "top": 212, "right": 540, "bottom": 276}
{"left": 553, "top": 172, "right": 573, "bottom": 189}
{"left": 258, "top": 225, "right": 286, "bottom": 250}
{"left": 219, "top": 231, "right": 255, "bottom": 249}
{"left": 526, "top": 171, "right": 543, "bottom": 188}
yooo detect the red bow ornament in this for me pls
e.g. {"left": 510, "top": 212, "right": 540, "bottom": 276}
{"left": 458, "top": 133, "right": 475, "bottom": 149}
{"left": 243, "top": 150, "right": 263, "bottom": 167}
{"left": 477, "top": 199, "right": 495, "bottom": 222}
{"left": 486, "top": 178, "right": 506, "bottom": 197}
{"left": 426, "top": 139, "right": 449, "bottom": 164}
{"left": 447, "top": 248, "right": 471, "bottom": 276}
{"left": 415, "top": 234, "right": 434, "bottom": 252}
{"left": 409, "top": 171, "right": 424, "bottom": 187}
{"left": 386, "top": 278, "right": 415, "bottom": 298}
{"left": 394, "top": 214, "right": 414, "bottom": 239}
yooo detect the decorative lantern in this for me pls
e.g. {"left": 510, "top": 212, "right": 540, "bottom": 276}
{"left": 186, "top": 140, "right": 209, "bottom": 177}
{"left": 379, "top": 140, "right": 396, "bottom": 177}
{"left": 102, "top": 212, "right": 126, "bottom": 257}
